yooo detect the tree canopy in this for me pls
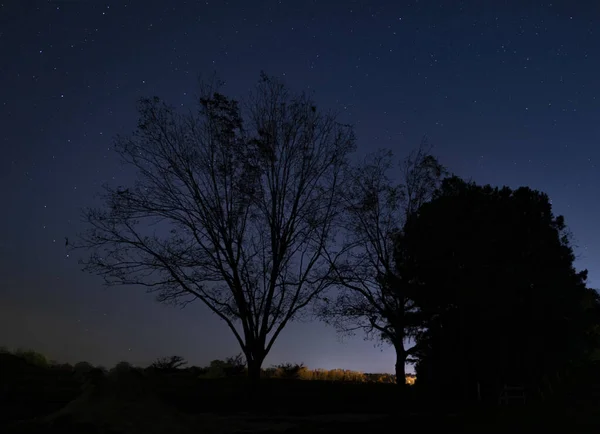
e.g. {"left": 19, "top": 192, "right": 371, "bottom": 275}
{"left": 398, "top": 176, "right": 600, "bottom": 401}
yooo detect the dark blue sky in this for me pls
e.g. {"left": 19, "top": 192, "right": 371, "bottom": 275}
{"left": 1, "top": 0, "right": 599, "bottom": 373}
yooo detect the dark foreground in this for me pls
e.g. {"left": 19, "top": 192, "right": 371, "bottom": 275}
{"left": 6, "top": 402, "right": 600, "bottom": 434}
{"left": 2, "top": 357, "right": 600, "bottom": 433}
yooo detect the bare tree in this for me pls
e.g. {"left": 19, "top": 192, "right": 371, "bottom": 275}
{"left": 319, "top": 143, "right": 446, "bottom": 385}
{"left": 75, "top": 73, "right": 355, "bottom": 381}
{"left": 150, "top": 355, "right": 187, "bottom": 371}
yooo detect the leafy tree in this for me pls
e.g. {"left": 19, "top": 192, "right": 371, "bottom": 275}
{"left": 75, "top": 73, "right": 355, "bottom": 381}
{"left": 318, "top": 144, "right": 446, "bottom": 385}
{"left": 399, "top": 176, "right": 599, "bottom": 401}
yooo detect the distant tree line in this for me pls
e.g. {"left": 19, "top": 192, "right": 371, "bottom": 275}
{"left": 0, "top": 348, "right": 398, "bottom": 384}
{"left": 72, "top": 72, "right": 600, "bottom": 404}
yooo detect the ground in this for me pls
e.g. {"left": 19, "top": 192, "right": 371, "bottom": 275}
{"left": 2, "top": 356, "right": 600, "bottom": 433}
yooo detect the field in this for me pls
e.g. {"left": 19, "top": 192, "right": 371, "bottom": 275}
{"left": 2, "top": 353, "right": 600, "bottom": 433}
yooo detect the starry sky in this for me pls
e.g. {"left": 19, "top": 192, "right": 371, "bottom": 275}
{"left": 1, "top": 0, "right": 599, "bottom": 374}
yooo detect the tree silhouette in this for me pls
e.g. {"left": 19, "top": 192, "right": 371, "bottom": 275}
{"left": 150, "top": 355, "right": 187, "bottom": 371}
{"left": 75, "top": 73, "right": 355, "bottom": 381}
{"left": 399, "top": 176, "right": 600, "bottom": 401}
{"left": 318, "top": 143, "right": 446, "bottom": 385}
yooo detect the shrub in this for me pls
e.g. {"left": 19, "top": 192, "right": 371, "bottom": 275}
{"left": 203, "top": 354, "right": 246, "bottom": 378}
{"left": 273, "top": 363, "right": 307, "bottom": 379}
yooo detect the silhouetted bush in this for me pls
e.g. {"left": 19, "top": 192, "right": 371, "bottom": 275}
{"left": 272, "top": 363, "right": 308, "bottom": 379}
{"left": 203, "top": 354, "right": 246, "bottom": 378}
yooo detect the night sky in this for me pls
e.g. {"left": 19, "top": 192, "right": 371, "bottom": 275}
{"left": 1, "top": 0, "right": 599, "bottom": 374}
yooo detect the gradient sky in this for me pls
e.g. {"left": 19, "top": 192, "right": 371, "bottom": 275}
{"left": 1, "top": 0, "right": 599, "bottom": 374}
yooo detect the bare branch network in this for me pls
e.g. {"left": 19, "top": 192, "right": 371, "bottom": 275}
{"left": 75, "top": 74, "right": 356, "bottom": 371}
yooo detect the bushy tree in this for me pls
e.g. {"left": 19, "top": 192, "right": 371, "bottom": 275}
{"left": 400, "top": 176, "right": 600, "bottom": 401}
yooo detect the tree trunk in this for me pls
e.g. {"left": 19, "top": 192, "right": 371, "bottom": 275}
{"left": 246, "top": 343, "right": 266, "bottom": 381}
{"left": 395, "top": 358, "right": 406, "bottom": 387}
{"left": 394, "top": 341, "right": 409, "bottom": 413}
{"left": 247, "top": 357, "right": 263, "bottom": 382}
{"left": 394, "top": 342, "right": 407, "bottom": 387}
{"left": 245, "top": 350, "right": 266, "bottom": 409}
